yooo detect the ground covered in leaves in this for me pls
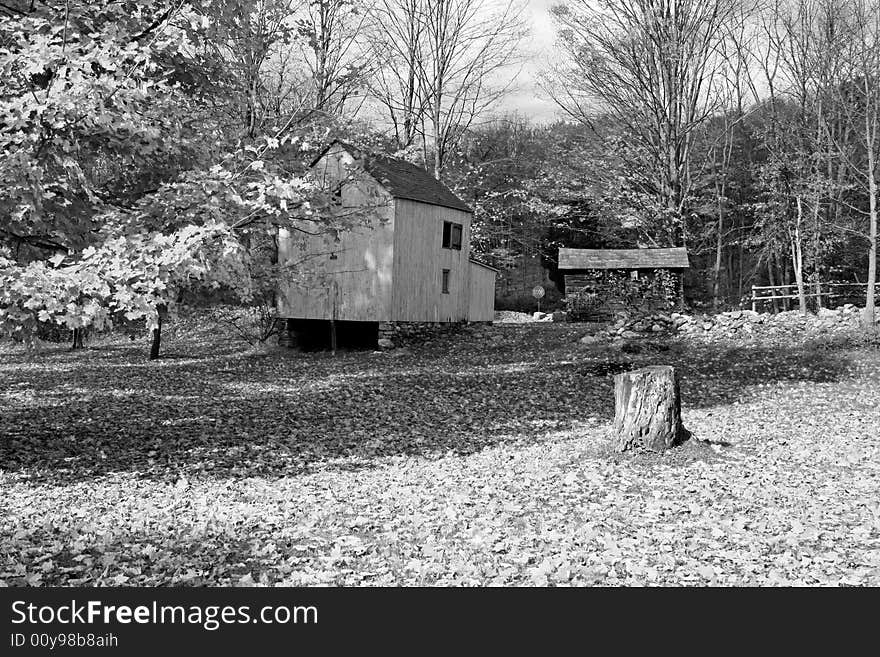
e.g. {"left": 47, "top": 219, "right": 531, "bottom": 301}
{"left": 2, "top": 320, "right": 879, "bottom": 586}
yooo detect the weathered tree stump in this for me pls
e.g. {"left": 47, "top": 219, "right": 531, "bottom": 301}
{"left": 612, "top": 365, "right": 689, "bottom": 452}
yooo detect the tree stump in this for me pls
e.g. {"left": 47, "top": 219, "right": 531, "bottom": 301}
{"left": 612, "top": 365, "right": 689, "bottom": 452}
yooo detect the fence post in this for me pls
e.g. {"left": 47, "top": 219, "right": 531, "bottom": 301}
{"left": 751, "top": 286, "right": 756, "bottom": 313}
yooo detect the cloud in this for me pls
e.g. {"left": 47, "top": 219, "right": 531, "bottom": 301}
{"left": 503, "top": 0, "right": 561, "bottom": 123}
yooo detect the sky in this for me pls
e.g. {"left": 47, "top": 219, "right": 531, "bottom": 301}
{"left": 503, "top": 0, "right": 563, "bottom": 124}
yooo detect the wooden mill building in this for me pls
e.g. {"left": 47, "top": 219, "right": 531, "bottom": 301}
{"left": 277, "top": 140, "right": 496, "bottom": 348}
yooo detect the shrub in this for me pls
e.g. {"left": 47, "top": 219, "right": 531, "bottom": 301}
{"left": 206, "top": 303, "right": 281, "bottom": 346}
{"left": 34, "top": 321, "right": 74, "bottom": 344}
{"left": 564, "top": 287, "right": 602, "bottom": 322}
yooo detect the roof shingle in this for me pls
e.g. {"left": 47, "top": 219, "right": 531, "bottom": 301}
{"left": 317, "top": 141, "right": 472, "bottom": 213}
{"left": 558, "top": 247, "right": 690, "bottom": 270}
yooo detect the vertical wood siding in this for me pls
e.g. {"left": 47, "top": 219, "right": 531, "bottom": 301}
{"left": 278, "top": 147, "right": 395, "bottom": 322}
{"left": 391, "top": 199, "right": 473, "bottom": 322}
{"left": 467, "top": 262, "right": 497, "bottom": 322}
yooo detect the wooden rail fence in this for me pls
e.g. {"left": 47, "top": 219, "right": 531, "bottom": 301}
{"left": 750, "top": 282, "right": 878, "bottom": 312}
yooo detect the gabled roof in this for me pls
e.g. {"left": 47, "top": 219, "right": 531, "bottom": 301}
{"left": 312, "top": 140, "right": 473, "bottom": 213}
{"left": 558, "top": 247, "right": 690, "bottom": 270}
{"left": 469, "top": 258, "right": 499, "bottom": 272}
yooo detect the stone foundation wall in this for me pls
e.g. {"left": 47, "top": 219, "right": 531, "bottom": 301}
{"left": 377, "top": 321, "right": 489, "bottom": 349}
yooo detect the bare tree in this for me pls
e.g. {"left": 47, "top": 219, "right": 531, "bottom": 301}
{"left": 757, "top": 0, "right": 877, "bottom": 322}
{"left": 708, "top": 3, "right": 759, "bottom": 309}
{"left": 549, "top": 0, "right": 739, "bottom": 246}
{"left": 759, "top": 0, "right": 818, "bottom": 315}
{"left": 294, "top": 0, "right": 375, "bottom": 116}
{"left": 198, "top": 0, "right": 297, "bottom": 137}
{"left": 371, "top": 0, "right": 527, "bottom": 179}
{"left": 773, "top": 0, "right": 847, "bottom": 314}
{"left": 369, "top": 0, "right": 430, "bottom": 149}
{"left": 196, "top": 1, "right": 374, "bottom": 133}
{"left": 831, "top": 0, "right": 880, "bottom": 327}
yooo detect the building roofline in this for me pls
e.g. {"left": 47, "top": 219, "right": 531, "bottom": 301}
{"left": 310, "top": 140, "right": 473, "bottom": 213}
{"left": 469, "top": 258, "right": 499, "bottom": 272}
{"left": 558, "top": 247, "right": 690, "bottom": 270}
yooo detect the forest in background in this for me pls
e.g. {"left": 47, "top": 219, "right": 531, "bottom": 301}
{"left": 1, "top": 0, "right": 878, "bottom": 349}
{"left": 449, "top": 0, "right": 880, "bottom": 317}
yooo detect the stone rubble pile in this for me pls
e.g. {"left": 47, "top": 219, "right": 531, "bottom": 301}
{"left": 494, "top": 310, "right": 568, "bottom": 323}
{"left": 581, "top": 304, "right": 872, "bottom": 345}
{"left": 526, "top": 311, "right": 569, "bottom": 322}
{"left": 674, "top": 305, "right": 868, "bottom": 340}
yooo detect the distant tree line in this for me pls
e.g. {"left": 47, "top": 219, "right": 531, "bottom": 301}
{"left": 448, "top": 0, "right": 878, "bottom": 326}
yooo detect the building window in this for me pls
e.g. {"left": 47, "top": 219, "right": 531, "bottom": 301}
{"left": 442, "top": 269, "right": 450, "bottom": 294}
{"left": 442, "top": 221, "right": 462, "bottom": 250}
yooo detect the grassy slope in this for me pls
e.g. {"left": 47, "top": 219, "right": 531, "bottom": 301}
{"left": 1, "top": 322, "right": 879, "bottom": 585}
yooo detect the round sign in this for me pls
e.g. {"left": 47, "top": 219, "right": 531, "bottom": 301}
{"left": 532, "top": 285, "right": 545, "bottom": 299}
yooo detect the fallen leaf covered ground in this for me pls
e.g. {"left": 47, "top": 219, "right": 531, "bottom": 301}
{"left": 1, "top": 320, "right": 879, "bottom": 586}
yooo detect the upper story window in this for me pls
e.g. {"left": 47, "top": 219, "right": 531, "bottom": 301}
{"left": 442, "top": 221, "right": 462, "bottom": 250}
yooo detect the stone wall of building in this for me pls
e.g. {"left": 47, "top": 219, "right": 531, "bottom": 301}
{"left": 377, "top": 321, "right": 490, "bottom": 349}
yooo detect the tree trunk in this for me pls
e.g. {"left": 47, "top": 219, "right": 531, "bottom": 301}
{"left": 712, "top": 212, "right": 723, "bottom": 310}
{"left": 811, "top": 193, "right": 823, "bottom": 309}
{"left": 149, "top": 305, "right": 166, "bottom": 361}
{"left": 737, "top": 226, "right": 745, "bottom": 303}
{"left": 863, "top": 146, "right": 877, "bottom": 328}
{"left": 149, "top": 321, "right": 161, "bottom": 361}
{"left": 784, "top": 257, "right": 793, "bottom": 311}
{"left": 768, "top": 254, "right": 780, "bottom": 313}
{"left": 612, "top": 366, "right": 689, "bottom": 452}
{"left": 431, "top": 78, "right": 443, "bottom": 181}
{"left": 712, "top": 145, "right": 724, "bottom": 310}
{"left": 864, "top": 197, "right": 877, "bottom": 328}
{"left": 793, "top": 198, "right": 807, "bottom": 315}
{"left": 792, "top": 240, "right": 807, "bottom": 315}
{"left": 71, "top": 328, "right": 84, "bottom": 350}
